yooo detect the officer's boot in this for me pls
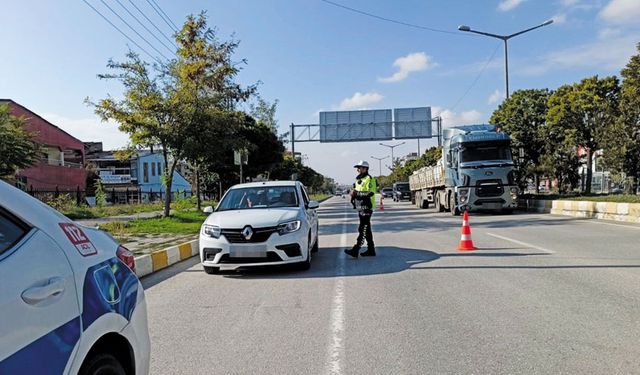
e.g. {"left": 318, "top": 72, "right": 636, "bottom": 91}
{"left": 360, "top": 247, "right": 376, "bottom": 256}
{"left": 344, "top": 246, "right": 359, "bottom": 258}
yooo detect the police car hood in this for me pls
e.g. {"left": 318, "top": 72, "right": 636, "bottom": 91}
{"left": 205, "top": 208, "right": 300, "bottom": 228}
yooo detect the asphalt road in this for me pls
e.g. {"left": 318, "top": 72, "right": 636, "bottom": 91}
{"left": 142, "top": 196, "right": 640, "bottom": 374}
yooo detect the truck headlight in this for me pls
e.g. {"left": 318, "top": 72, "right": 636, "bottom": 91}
{"left": 510, "top": 187, "right": 518, "bottom": 194}
{"left": 458, "top": 189, "right": 469, "bottom": 196}
{"left": 202, "top": 224, "right": 221, "bottom": 238}
{"left": 278, "top": 220, "right": 301, "bottom": 235}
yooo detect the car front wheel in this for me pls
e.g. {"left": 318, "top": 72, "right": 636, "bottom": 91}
{"left": 79, "top": 353, "right": 126, "bottom": 375}
{"left": 204, "top": 265, "right": 220, "bottom": 274}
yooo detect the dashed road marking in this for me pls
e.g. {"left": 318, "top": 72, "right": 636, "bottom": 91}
{"left": 327, "top": 205, "right": 348, "bottom": 375}
{"left": 486, "top": 233, "right": 555, "bottom": 254}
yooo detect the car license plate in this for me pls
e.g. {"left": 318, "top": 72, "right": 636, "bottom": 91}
{"left": 229, "top": 245, "right": 267, "bottom": 258}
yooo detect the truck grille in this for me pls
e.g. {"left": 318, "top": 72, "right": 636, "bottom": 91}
{"left": 476, "top": 179, "right": 504, "bottom": 197}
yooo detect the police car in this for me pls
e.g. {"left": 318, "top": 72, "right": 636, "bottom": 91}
{"left": 0, "top": 181, "right": 150, "bottom": 375}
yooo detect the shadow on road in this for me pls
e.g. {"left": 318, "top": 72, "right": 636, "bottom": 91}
{"left": 217, "top": 246, "right": 551, "bottom": 280}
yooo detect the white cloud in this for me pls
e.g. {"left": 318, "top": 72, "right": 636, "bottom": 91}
{"left": 432, "top": 106, "right": 484, "bottom": 128}
{"left": 560, "top": 0, "right": 579, "bottom": 6}
{"left": 336, "top": 92, "right": 384, "bottom": 110}
{"left": 488, "top": 90, "right": 505, "bottom": 105}
{"left": 598, "top": 27, "right": 622, "bottom": 39}
{"left": 378, "top": 52, "right": 436, "bottom": 83}
{"left": 551, "top": 14, "right": 567, "bottom": 24}
{"left": 519, "top": 34, "right": 639, "bottom": 74}
{"left": 498, "top": 0, "right": 526, "bottom": 12}
{"left": 600, "top": 0, "right": 640, "bottom": 23}
{"left": 40, "top": 113, "right": 130, "bottom": 150}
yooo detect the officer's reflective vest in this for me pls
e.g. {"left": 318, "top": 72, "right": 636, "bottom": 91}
{"left": 355, "top": 174, "right": 377, "bottom": 210}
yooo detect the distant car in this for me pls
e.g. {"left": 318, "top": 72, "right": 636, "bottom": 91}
{"left": 392, "top": 182, "right": 411, "bottom": 201}
{"left": 199, "top": 181, "right": 319, "bottom": 273}
{"left": 0, "top": 181, "right": 150, "bottom": 375}
{"left": 380, "top": 187, "right": 393, "bottom": 198}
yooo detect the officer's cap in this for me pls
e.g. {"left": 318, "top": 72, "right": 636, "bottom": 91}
{"left": 353, "top": 160, "right": 369, "bottom": 168}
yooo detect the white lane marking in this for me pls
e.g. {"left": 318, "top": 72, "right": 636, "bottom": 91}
{"left": 579, "top": 220, "right": 640, "bottom": 230}
{"left": 327, "top": 207, "right": 348, "bottom": 375}
{"left": 486, "top": 233, "right": 555, "bottom": 254}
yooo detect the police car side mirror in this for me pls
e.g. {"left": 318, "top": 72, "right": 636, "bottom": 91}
{"left": 307, "top": 201, "right": 319, "bottom": 209}
{"left": 203, "top": 206, "right": 214, "bottom": 214}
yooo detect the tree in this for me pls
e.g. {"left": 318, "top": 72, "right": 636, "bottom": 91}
{"left": 89, "top": 12, "right": 255, "bottom": 216}
{"left": 620, "top": 43, "right": 640, "bottom": 186}
{"left": 490, "top": 89, "right": 550, "bottom": 191}
{"left": 250, "top": 96, "right": 279, "bottom": 134}
{"left": 0, "top": 103, "right": 40, "bottom": 178}
{"left": 546, "top": 76, "right": 620, "bottom": 194}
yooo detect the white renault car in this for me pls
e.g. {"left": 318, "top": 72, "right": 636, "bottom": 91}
{"left": 199, "top": 181, "right": 319, "bottom": 273}
{"left": 0, "top": 181, "right": 150, "bottom": 375}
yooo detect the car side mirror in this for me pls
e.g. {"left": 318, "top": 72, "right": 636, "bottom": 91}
{"left": 203, "top": 206, "right": 214, "bottom": 214}
{"left": 307, "top": 201, "right": 319, "bottom": 209}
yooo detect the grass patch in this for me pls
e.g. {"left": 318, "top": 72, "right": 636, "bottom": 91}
{"left": 99, "top": 210, "right": 207, "bottom": 236}
{"left": 62, "top": 198, "right": 218, "bottom": 220}
{"left": 311, "top": 194, "right": 331, "bottom": 202}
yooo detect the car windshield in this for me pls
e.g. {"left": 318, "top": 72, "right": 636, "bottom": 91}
{"left": 217, "top": 186, "right": 299, "bottom": 211}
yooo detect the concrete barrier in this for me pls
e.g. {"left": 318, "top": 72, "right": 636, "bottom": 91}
{"left": 134, "top": 238, "right": 199, "bottom": 278}
{"left": 550, "top": 200, "right": 640, "bottom": 223}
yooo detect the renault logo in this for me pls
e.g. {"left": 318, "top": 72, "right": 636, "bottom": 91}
{"left": 242, "top": 226, "right": 253, "bottom": 240}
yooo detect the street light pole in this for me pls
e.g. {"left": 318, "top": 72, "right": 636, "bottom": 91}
{"left": 379, "top": 141, "right": 406, "bottom": 167}
{"left": 458, "top": 20, "right": 553, "bottom": 98}
{"left": 370, "top": 155, "right": 389, "bottom": 177}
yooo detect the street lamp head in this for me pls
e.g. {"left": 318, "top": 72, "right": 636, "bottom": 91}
{"left": 542, "top": 19, "right": 554, "bottom": 26}
{"left": 458, "top": 25, "right": 471, "bottom": 32}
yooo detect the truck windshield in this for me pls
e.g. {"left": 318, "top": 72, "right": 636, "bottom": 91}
{"left": 460, "top": 145, "right": 512, "bottom": 163}
{"left": 395, "top": 184, "right": 409, "bottom": 191}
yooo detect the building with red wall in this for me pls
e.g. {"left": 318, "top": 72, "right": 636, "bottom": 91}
{"left": 1, "top": 99, "right": 87, "bottom": 191}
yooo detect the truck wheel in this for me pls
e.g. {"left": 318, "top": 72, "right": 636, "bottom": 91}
{"left": 435, "top": 195, "right": 444, "bottom": 212}
{"left": 449, "top": 193, "right": 460, "bottom": 216}
{"left": 421, "top": 199, "right": 429, "bottom": 209}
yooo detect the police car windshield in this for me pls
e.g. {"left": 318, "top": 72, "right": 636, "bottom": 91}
{"left": 217, "top": 186, "right": 299, "bottom": 211}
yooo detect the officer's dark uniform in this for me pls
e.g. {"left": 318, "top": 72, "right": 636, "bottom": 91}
{"left": 345, "top": 166, "right": 377, "bottom": 258}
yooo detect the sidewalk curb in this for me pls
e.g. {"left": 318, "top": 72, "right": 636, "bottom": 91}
{"left": 135, "top": 238, "right": 199, "bottom": 278}
{"left": 522, "top": 198, "right": 640, "bottom": 223}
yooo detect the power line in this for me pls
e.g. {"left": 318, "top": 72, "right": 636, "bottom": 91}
{"left": 320, "top": 0, "right": 460, "bottom": 35}
{"left": 150, "top": 0, "right": 179, "bottom": 31}
{"left": 98, "top": 0, "right": 172, "bottom": 61}
{"left": 127, "top": 0, "right": 178, "bottom": 49}
{"left": 449, "top": 42, "right": 501, "bottom": 112}
{"left": 114, "top": 0, "right": 177, "bottom": 55}
{"left": 82, "top": 0, "right": 164, "bottom": 64}
{"left": 145, "top": 0, "right": 178, "bottom": 33}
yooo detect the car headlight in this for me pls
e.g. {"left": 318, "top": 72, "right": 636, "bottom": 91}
{"left": 202, "top": 224, "right": 221, "bottom": 238}
{"left": 278, "top": 220, "right": 301, "bottom": 235}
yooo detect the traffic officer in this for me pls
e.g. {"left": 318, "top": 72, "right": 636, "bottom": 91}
{"left": 345, "top": 160, "right": 377, "bottom": 258}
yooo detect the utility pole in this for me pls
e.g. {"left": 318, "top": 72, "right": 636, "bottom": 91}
{"left": 458, "top": 20, "right": 553, "bottom": 98}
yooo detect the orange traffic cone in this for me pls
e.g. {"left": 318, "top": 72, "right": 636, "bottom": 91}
{"left": 379, "top": 197, "right": 384, "bottom": 211}
{"left": 457, "top": 211, "right": 477, "bottom": 251}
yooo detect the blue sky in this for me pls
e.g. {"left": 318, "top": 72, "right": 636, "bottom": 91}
{"left": 1, "top": 0, "right": 639, "bottom": 184}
